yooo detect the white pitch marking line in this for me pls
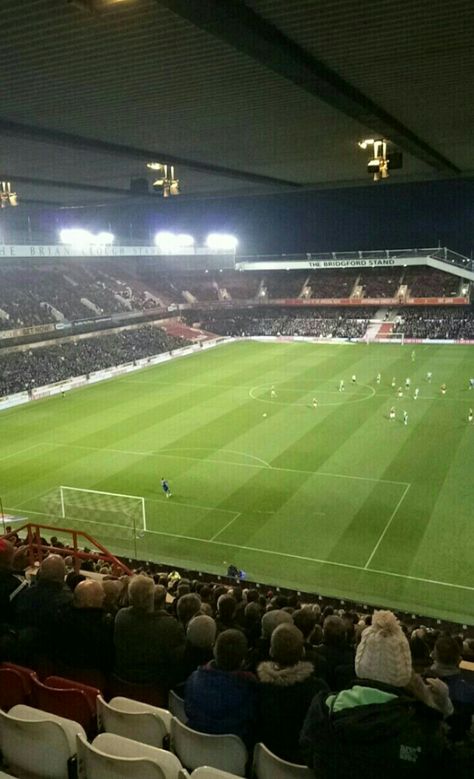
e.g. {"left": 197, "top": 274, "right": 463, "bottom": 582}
{"left": 42, "top": 442, "right": 409, "bottom": 487}
{"left": 364, "top": 483, "right": 411, "bottom": 569}
{"left": 0, "top": 443, "right": 43, "bottom": 464}
{"left": 5, "top": 504, "right": 474, "bottom": 593}
{"left": 159, "top": 447, "right": 271, "bottom": 469}
{"left": 210, "top": 512, "right": 241, "bottom": 542}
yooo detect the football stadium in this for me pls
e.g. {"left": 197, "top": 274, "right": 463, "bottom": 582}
{"left": 1, "top": 2, "right": 474, "bottom": 776}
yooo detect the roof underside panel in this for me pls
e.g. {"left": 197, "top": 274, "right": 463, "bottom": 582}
{"left": 0, "top": 0, "right": 471, "bottom": 204}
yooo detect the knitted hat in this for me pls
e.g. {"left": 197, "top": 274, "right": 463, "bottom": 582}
{"left": 355, "top": 610, "right": 412, "bottom": 688}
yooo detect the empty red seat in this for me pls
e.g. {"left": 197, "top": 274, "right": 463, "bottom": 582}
{"left": 30, "top": 674, "right": 97, "bottom": 737}
{"left": 45, "top": 675, "right": 100, "bottom": 716}
{"left": 0, "top": 668, "right": 29, "bottom": 711}
{"left": 0, "top": 662, "right": 36, "bottom": 710}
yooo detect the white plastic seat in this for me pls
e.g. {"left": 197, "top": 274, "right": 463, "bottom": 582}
{"left": 79, "top": 732, "right": 184, "bottom": 779}
{"left": 170, "top": 717, "right": 247, "bottom": 777}
{"left": 97, "top": 694, "right": 171, "bottom": 747}
{"left": 252, "top": 742, "right": 313, "bottom": 779}
{"left": 0, "top": 703, "right": 86, "bottom": 779}
{"left": 168, "top": 690, "right": 187, "bottom": 723}
{"left": 77, "top": 733, "right": 166, "bottom": 779}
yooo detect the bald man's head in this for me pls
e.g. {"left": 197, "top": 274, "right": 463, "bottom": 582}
{"left": 39, "top": 554, "right": 66, "bottom": 583}
{"left": 74, "top": 579, "right": 105, "bottom": 609}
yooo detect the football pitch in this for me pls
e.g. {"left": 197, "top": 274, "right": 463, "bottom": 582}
{"left": 2, "top": 340, "right": 474, "bottom": 624}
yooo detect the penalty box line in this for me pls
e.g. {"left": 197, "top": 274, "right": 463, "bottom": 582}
{"left": 8, "top": 485, "right": 470, "bottom": 594}
{"left": 40, "top": 442, "right": 411, "bottom": 488}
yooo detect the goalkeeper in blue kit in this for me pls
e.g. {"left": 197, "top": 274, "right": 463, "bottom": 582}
{"left": 161, "top": 478, "right": 172, "bottom": 498}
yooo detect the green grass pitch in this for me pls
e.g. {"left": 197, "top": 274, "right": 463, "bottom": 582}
{"left": 2, "top": 340, "right": 474, "bottom": 624}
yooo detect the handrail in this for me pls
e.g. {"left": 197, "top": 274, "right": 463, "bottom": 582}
{"left": 3, "top": 522, "right": 132, "bottom": 575}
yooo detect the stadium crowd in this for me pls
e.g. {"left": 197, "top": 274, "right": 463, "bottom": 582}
{"left": 0, "top": 536, "right": 473, "bottom": 775}
{"left": 0, "top": 325, "right": 188, "bottom": 397}
{"left": 190, "top": 308, "right": 373, "bottom": 339}
{"left": 0, "top": 264, "right": 162, "bottom": 331}
{"left": 398, "top": 308, "right": 474, "bottom": 339}
{"left": 1, "top": 262, "right": 469, "bottom": 334}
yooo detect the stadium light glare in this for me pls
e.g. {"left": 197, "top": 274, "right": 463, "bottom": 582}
{"left": 176, "top": 233, "right": 194, "bottom": 247}
{"left": 206, "top": 233, "right": 238, "bottom": 251}
{"left": 59, "top": 228, "right": 115, "bottom": 246}
{"left": 59, "top": 228, "right": 92, "bottom": 246}
{"left": 154, "top": 231, "right": 194, "bottom": 252}
{"left": 93, "top": 231, "right": 115, "bottom": 244}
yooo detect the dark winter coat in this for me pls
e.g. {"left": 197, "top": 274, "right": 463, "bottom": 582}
{"left": 56, "top": 605, "right": 113, "bottom": 673}
{"left": 114, "top": 607, "right": 184, "bottom": 685}
{"left": 257, "top": 660, "right": 328, "bottom": 763}
{"left": 185, "top": 660, "right": 257, "bottom": 744}
{"left": 300, "top": 680, "right": 450, "bottom": 778}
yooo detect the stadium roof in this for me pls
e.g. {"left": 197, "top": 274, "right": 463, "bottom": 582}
{"left": 1, "top": 0, "right": 473, "bottom": 206}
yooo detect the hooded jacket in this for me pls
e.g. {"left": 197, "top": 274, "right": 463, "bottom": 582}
{"left": 257, "top": 660, "right": 328, "bottom": 763}
{"left": 300, "top": 680, "right": 449, "bottom": 778}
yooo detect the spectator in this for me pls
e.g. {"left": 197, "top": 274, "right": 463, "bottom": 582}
{"left": 293, "top": 608, "right": 328, "bottom": 678}
{"left": 300, "top": 610, "right": 450, "bottom": 777}
{"left": 314, "top": 615, "right": 354, "bottom": 690}
{"left": 178, "top": 615, "right": 217, "bottom": 684}
{"left": 243, "top": 601, "right": 263, "bottom": 648}
{"left": 56, "top": 579, "right": 112, "bottom": 673}
{"left": 14, "top": 554, "right": 72, "bottom": 662}
{"left": 114, "top": 574, "right": 184, "bottom": 686}
{"left": 426, "top": 635, "right": 474, "bottom": 741}
{"left": 215, "top": 594, "right": 240, "bottom": 633}
{"left": 257, "top": 624, "right": 328, "bottom": 762}
{"left": 185, "top": 629, "right": 257, "bottom": 744}
{"left": 0, "top": 539, "right": 27, "bottom": 625}
{"left": 248, "top": 609, "right": 293, "bottom": 670}
{"left": 176, "top": 593, "right": 202, "bottom": 629}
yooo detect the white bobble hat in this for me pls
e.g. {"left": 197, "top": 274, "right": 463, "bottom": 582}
{"left": 355, "top": 610, "right": 412, "bottom": 688}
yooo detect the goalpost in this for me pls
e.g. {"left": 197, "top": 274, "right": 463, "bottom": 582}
{"left": 54, "top": 485, "right": 147, "bottom": 535}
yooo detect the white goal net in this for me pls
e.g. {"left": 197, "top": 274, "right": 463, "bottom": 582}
{"left": 44, "top": 485, "right": 147, "bottom": 535}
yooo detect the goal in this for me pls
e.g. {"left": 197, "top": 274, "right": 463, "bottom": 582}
{"left": 53, "top": 485, "right": 147, "bottom": 534}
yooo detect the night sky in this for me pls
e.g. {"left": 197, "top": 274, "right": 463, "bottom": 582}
{"left": 3, "top": 177, "right": 473, "bottom": 258}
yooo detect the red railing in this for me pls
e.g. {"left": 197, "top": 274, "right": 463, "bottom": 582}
{"left": 3, "top": 522, "right": 132, "bottom": 575}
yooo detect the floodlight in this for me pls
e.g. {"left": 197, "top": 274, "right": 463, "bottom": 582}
{"left": 147, "top": 162, "right": 166, "bottom": 171}
{"left": 176, "top": 233, "right": 194, "bottom": 247}
{"left": 94, "top": 231, "right": 115, "bottom": 244}
{"left": 154, "top": 231, "right": 175, "bottom": 250}
{"left": 0, "top": 181, "right": 18, "bottom": 207}
{"left": 206, "top": 233, "right": 238, "bottom": 251}
{"left": 358, "top": 139, "right": 375, "bottom": 150}
{"left": 59, "top": 228, "right": 92, "bottom": 245}
{"left": 154, "top": 231, "right": 195, "bottom": 251}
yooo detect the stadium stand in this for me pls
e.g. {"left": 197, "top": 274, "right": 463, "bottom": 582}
{"left": 397, "top": 307, "right": 474, "bottom": 339}
{"left": 2, "top": 259, "right": 474, "bottom": 776}
{"left": 404, "top": 268, "right": 462, "bottom": 298}
{"left": 0, "top": 325, "right": 188, "bottom": 396}
{"left": 261, "top": 271, "right": 308, "bottom": 300}
{"left": 0, "top": 263, "right": 471, "bottom": 337}
{"left": 357, "top": 269, "right": 403, "bottom": 298}
{"left": 304, "top": 270, "right": 359, "bottom": 298}
{"left": 188, "top": 308, "right": 373, "bottom": 339}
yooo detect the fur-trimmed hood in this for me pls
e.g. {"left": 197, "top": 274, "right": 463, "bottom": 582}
{"left": 257, "top": 660, "right": 315, "bottom": 686}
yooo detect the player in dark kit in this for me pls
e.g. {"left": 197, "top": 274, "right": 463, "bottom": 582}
{"left": 161, "top": 478, "right": 172, "bottom": 498}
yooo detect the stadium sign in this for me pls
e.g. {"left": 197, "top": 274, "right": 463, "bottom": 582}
{"left": 308, "top": 258, "right": 397, "bottom": 268}
{"left": 0, "top": 245, "right": 235, "bottom": 259}
{"left": 237, "top": 257, "right": 421, "bottom": 271}
{"left": 0, "top": 244, "right": 168, "bottom": 258}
